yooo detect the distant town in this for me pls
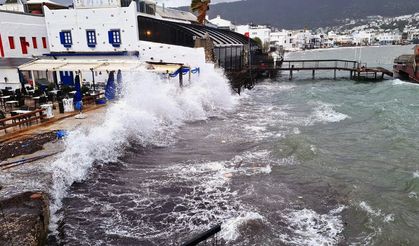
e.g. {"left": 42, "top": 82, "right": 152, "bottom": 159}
{"left": 208, "top": 13, "right": 419, "bottom": 52}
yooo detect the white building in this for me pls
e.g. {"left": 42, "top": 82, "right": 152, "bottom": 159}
{"left": 292, "top": 30, "right": 312, "bottom": 49}
{"left": 351, "top": 31, "right": 374, "bottom": 46}
{"left": 0, "top": 0, "right": 63, "bottom": 89}
{"left": 270, "top": 30, "right": 294, "bottom": 51}
{"left": 376, "top": 32, "right": 402, "bottom": 45}
{"left": 236, "top": 24, "right": 271, "bottom": 50}
{"left": 39, "top": 0, "right": 208, "bottom": 84}
{"left": 208, "top": 15, "right": 236, "bottom": 31}
{"left": 44, "top": 0, "right": 206, "bottom": 65}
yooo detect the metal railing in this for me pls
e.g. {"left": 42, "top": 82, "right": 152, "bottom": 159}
{"left": 281, "top": 59, "right": 359, "bottom": 70}
{"left": 0, "top": 109, "right": 45, "bottom": 133}
{"left": 182, "top": 224, "right": 222, "bottom": 246}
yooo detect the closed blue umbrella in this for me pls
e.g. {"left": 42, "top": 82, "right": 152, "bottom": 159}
{"left": 116, "top": 69, "right": 122, "bottom": 99}
{"left": 18, "top": 69, "right": 27, "bottom": 94}
{"left": 105, "top": 71, "right": 115, "bottom": 100}
{"left": 74, "top": 74, "right": 83, "bottom": 103}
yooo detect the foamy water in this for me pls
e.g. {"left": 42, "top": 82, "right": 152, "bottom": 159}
{"left": 280, "top": 206, "right": 345, "bottom": 245}
{"left": 48, "top": 64, "right": 237, "bottom": 233}
{"left": 47, "top": 46, "right": 419, "bottom": 245}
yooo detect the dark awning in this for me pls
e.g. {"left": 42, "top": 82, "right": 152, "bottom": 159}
{"left": 0, "top": 58, "right": 34, "bottom": 69}
{"left": 138, "top": 16, "right": 257, "bottom": 48}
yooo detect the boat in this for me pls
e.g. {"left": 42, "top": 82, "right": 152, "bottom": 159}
{"left": 393, "top": 45, "right": 419, "bottom": 83}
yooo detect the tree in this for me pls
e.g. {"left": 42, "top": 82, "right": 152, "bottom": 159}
{"left": 253, "top": 37, "right": 263, "bottom": 48}
{"left": 191, "top": 0, "right": 211, "bottom": 25}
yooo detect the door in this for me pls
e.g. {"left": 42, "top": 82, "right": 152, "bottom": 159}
{"left": 0, "top": 34, "right": 4, "bottom": 57}
{"left": 59, "top": 71, "right": 74, "bottom": 86}
{"left": 20, "top": 37, "right": 28, "bottom": 55}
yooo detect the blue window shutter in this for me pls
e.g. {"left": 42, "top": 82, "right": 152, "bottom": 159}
{"left": 108, "top": 31, "right": 113, "bottom": 44}
{"left": 59, "top": 32, "right": 65, "bottom": 45}
{"left": 108, "top": 30, "right": 121, "bottom": 47}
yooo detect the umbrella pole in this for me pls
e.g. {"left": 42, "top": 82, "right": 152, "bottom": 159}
{"left": 31, "top": 70, "right": 36, "bottom": 90}
{"left": 91, "top": 69, "right": 96, "bottom": 92}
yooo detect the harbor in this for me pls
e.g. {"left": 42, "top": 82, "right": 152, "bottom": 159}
{"left": 0, "top": 0, "right": 419, "bottom": 244}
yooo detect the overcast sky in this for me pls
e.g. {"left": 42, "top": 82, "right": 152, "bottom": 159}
{"left": 157, "top": 0, "right": 240, "bottom": 7}
{"left": 0, "top": 0, "right": 241, "bottom": 7}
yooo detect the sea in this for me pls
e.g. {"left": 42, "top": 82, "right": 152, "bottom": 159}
{"left": 48, "top": 45, "right": 419, "bottom": 245}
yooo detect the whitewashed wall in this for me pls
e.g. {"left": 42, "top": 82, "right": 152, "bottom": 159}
{"left": 137, "top": 41, "right": 205, "bottom": 67}
{"left": 44, "top": 3, "right": 139, "bottom": 53}
{"left": 0, "top": 11, "right": 49, "bottom": 58}
{"left": 44, "top": 2, "right": 206, "bottom": 67}
{"left": 0, "top": 68, "right": 21, "bottom": 89}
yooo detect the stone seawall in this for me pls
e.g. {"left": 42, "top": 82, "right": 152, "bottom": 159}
{"left": 0, "top": 191, "right": 50, "bottom": 246}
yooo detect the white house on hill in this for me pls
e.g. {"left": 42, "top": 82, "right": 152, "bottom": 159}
{"left": 208, "top": 15, "right": 236, "bottom": 31}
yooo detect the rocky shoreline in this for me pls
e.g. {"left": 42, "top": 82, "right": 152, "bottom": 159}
{"left": 0, "top": 191, "right": 50, "bottom": 246}
{"left": 0, "top": 131, "right": 58, "bottom": 161}
{"left": 0, "top": 133, "right": 58, "bottom": 246}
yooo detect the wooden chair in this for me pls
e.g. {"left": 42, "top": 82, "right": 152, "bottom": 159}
{"left": 0, "top": 110, "right": 6, "bottom": 133}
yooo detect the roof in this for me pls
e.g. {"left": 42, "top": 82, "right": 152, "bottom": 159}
{"left": 139, "top": 15, "right": 256, "bottom": 47}
{"left": 394, "top": 54, "right": 415, "bottom": 64}
{"left": 26, "top": 0, "right": 67, "bottom": 7}
{"left": 155, "top": 5, "right": 197, "bottom": 23}
{"left": 0, "top": 58, "right": 34, "bottom": 69}
{"left": 209, "top": 15, "right": 233, "bottom": 28}
{"left": 18, "top": 58, "right": 182, "bottom": 73}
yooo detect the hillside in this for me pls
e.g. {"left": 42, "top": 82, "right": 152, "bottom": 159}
{"left": 181, "top": 0, "right": 419, "bottom": 29}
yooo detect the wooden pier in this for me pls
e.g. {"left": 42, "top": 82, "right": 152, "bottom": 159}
{"left": 254, "top": 59, "right": 394, "bottom": 81}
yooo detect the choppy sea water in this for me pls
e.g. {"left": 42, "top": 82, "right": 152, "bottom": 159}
{"left": 49, "top": 45, "right": 419, "bottom": 245}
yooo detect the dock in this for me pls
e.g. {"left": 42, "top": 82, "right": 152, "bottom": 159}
{"left": 253, "top": 59, "right": 394, "bottom": 81}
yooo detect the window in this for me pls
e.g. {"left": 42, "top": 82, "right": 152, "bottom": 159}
{"left": 86, "top": 30, "right": 97, "bottom": 48}
{"left": 59, "top": 31, "right": 72, "bottom": 48}
{"left": 8, "top": 37, "right": 15, "bottom": 49}
{"left": 32, "top": 37, "right": 37, "bottom": 49}
{"left": 108, "top": 29, "right": 121, "bottom": 47}
{"left": 0, "top": 35, "right": 4, "bottom": 57}
{"left": 20, "top": 37, "right": 28, "bottom": 54}
{"left": 42, "top": 37, "right": 47, "bottom": 49}
{"left": 138, "top": 1, "right": 156, "bottom": 15}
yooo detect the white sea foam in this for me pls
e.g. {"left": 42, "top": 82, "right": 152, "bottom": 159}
{"left": 306, "top": 102, "right": 349, "bottom": 125}
{"left": 220, "top": 212, "right": 265, "bottom": 242}
{"left": 413, "top": 170, "right": 419, "bottom": 178}
{"left": 391, "top": 79, "right": 419, "bottom": 86}
{"left": 280, "top": 206, "right": 345, "bottom": 245}
{"left": 408, "top": 192, "right": 418, "bottom": 199}
{"left": 359, "top": 201, "right": 394, "bottom": 223}
{"left": 391, "top": 79, "right": 409, "bottom": 85}
{"left": 47, "top": 64, "right": 238, "bottom": 233}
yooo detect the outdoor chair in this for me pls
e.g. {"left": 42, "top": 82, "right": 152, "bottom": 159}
{"left": 47, "top": 93, "right": 54, "bottom": 103}
{"left": 39, "top": 96, "right": 48, "bottom": 105}
{"left": 0, "top": 110, "right": 6, "bottom": 133}
{"left": 1, "top": 89, "right": 10, "bottom": 96}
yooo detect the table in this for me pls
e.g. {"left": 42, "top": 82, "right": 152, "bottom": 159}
{"left": 0, "top": 95, "right": 11, "bottom": 108}
{"left": 31, "top": 96, "right": 42, "bottom": 109}
{"left": 12, "top": 110, "right": 31, "bottom": 114}
{"left": 5, "top": 100, "right": 19, "bottom": 112}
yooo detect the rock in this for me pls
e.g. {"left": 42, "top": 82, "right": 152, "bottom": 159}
{"left": 0, "top": 192, "right": 50, "bottom": 246}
